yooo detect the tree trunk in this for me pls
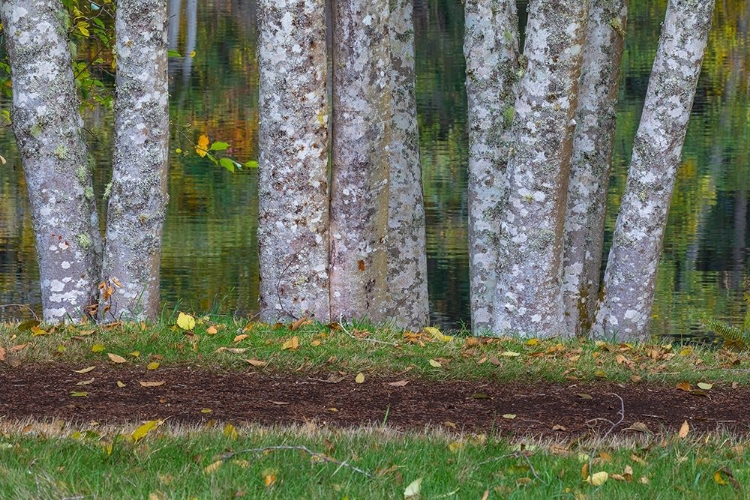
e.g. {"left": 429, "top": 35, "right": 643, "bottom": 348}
{"left": 101, "top": 0, "right": 170, "bottom": 320}
{"left": 257, "top": 0, "right": 330, "bottom": 322}
{"left": 592, "top": 0, "right": 716, "bottom": 341}
{"left": 492, "top": 0, "right": 588, "bottom": 337}
{"left": 384, "top": 0, "right": 429, "bottom": 330}
{"left": 562, "top": 0, "right": 627, "bottom": 336}
{"left": 1, "top": 0, "right": 102, "bottom": 323}
{"left": 330, "top": 0, "right": 391, "bottom": 322}
{"left": 464, "top": 0, "right": 519, "bottom": 331}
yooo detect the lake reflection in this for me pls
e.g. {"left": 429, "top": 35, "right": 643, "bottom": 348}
{"left": 0, "top": 0, "right": 747, "bottom": 336}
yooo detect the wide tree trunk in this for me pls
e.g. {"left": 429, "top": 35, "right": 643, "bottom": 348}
{"left": 562, "top": 0, "right": 627, "bottom": 336}
{"left": 101, "top": 0, "right": 170, "bottom": 320}
{"left": 492, "top": 0, "right": 588, "bottom": 337}
{"left": 1, "top": 0, "right": 102, "bottom": 323}
{"left": 257, "top": 0, "right": 330, "bottom": 322}
{"left": 384, "top": 0, "right": 429, "bottom": 330}
{"left": 330, "top": 0, "right": 391, "bottom": 322}
{"left": 592, "top": 0, "right": 716, "bottom": 341}
{"left": 464, "top": 0, "right": 519, "bottom": 331}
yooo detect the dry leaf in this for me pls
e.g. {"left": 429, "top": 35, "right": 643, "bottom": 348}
{"left": 625, "top": 422, "right": 651, "bottom": 433}
{"left": 139, "top": 381, "right": 165, "bottom": 387}
{"left": 76, "top": 378, "right": 95, "bottom": 386}
{"left": 132, "top": 420, "right": 162, "bottom": 442}
{"left": 206, "top": 325, "right": 218, "bottom": 335}
{"left": 70, "top": 391, "right": 88, "bottom": 397}
{"left": 577, "top": 393, "right": 593, "bottom": 400}
{"left": 281, "top": 336, "right": 299, "bottom": 351}
{"left": 676, "top": 381, "right": 692, "bottom": 392}
{"left": 697, "top": 382, "right": 713, "bottom": 390}
{"left": 176, "top": 312, "right": 196, "bottom": 330}
{"left": 224, "top": 423, "right": 238, "bottom": 440}
{"left": 502, "top": 414, "right": 516, "bottom": 420}
{"left": 501, "top": 351, "right": 521, "bottom": 357}
{"left": 107, "top": 353, "right": 127, "bottom": 364}
{"left": 215, "top": 347, "right": 248, "bottom": 354}
{"left": 147, "top": 362, "right": 160, "bottom": 370}
{"left": 233, "top": 334, "right": 248, "bottom": 343}
{"left": 388, "top": 380, "right": 409, "bottom": 387}
{"left": 586, "top": 471, "right": 609, "bottom": 486}
{"left": 404, "top": 478, "right": 423, "bottom": 498}
{"left": 204, "top": 460, "right": 223, "bottom": 475}
{"left": 0, "top": 346, "right": 5, "bottom": 361}
{"left": 428, "top": 359, "right": 442, "bottom": 368}
{"left": 678, "top": 420, "right": 690, "bottom": 438}
{"left": 244, "top": 359, "right": 267, "bottom": 367}
{"left": 201, "top": 408, "right": 212, "bottom": 414}
{"left": 355, "top": 372, "right": 365, "bottom": 384}
{"left": 448, "top": 441, "right": 465, "bottom": 453}
{"left": 91, "top": 344, "right": 105, "bottom": 353}
{"left": 116, "top": 381, "right": 126, "bottom": 388}
{"left": 73, "top": 366, "right": 96, "bottom": 374}
{"left": 10, "top": 343, "right": 28, "bottom": 352}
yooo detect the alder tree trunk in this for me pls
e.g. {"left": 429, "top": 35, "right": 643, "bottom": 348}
{"left": 492, "top": 0, "right": 588, "bottom": 337}
{"left": 257, "top": 0, "right": 330, "bottom": 322}
{"left": 1, "top": 0, "right": 102, "bottom": 323}
{"left": 464, "top": 0, "right": 519, "bottom": 331}
{"left": 384, "top": 0, "right": 429, "bottom": 330}
{"left": 592, "top": 0, "right": 716, "bottom": 341}
{"left": 563, "top": 0, "right": 627, "bottom": 336}
{"left": 101, "top": 0, "right": 170, "bottom": 321}
{"left": 330, "top": 0, "right": 391, "bottom": 322}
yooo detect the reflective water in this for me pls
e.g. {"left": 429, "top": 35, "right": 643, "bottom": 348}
{"left": 0, "top": 0, "right": 747, "bottom": 335}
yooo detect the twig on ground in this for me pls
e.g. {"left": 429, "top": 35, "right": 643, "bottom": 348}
{"left": 221, "top": 445, "right": 372, "bottom": 478}
{"left": 338, "top": 316, "right": 397, "bottom": 346}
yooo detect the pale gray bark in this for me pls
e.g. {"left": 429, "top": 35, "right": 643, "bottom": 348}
{"left": 1, "top": 0, "right": 102, "bottom": 322}
{"left": 101, "top": 0, "right": 170, "bottom": 320}
{"left": 329, "top": 0, "right": 391, "bottom": 322}
{"left": 257, "top": 0, "right": 330, "bottom": 322}
{"left": 592, "top": 0, "right": 716, "bottom": 341}
{"left": 384, "top": 0, "right": 429, "bottom": 330}
{"left": 464, "top": 0, "right": 519, "bottom": 331}
{"left": 168, "top": 0, "right": 181, "bottom": 51}
{"left": 491, "top": 0, "right": 588, "bottom": 337}
{"left": 562, "top": 0, "right": 627, "bottom": 336}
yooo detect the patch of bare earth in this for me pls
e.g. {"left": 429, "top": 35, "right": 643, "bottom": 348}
{"left": 1, "top": 365, "right": 748, "bottom": 437}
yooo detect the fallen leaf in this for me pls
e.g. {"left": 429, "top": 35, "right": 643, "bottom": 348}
{"left": 233, "top": 334, "right": 248, "bottom": 343}
{"left": 388, "top": 380, "right": 409, "bottom": 387}
{"left": 116, "top": 381, "right": 126, "bottom": 388}
{"left": 147, "top": 362, "right": 160, "bottom": 370}
{"left": 204, "top": 460, "right": 223, "bottom": 475}
{"left": 91, "top": 344, "right": 105, "bottom": 353}
{"left": 355, "top": 372, "right": 365, "bottom": 384}
{"left": 201, "top": 408, "right": 212, "bottom": 414}
{"left": 502, "top": 414, "right": 516, "bottom": 420}
{"left": 130, "top": 351, "right": 141, "bottom": 357}
{"left": 281, "top": 336, "right": 299, "bottom": 351}
{"left": 481, "top": 490, "right": 489, "bottom": 500}
{"left": 271, "top": 401, "right": 290, "bottom": 405}
{"left": 581, "top": 462, "right": 589, "bottom": 480}
{"left": 424, "top": 326, "right": 452, "bottom": 342}
{"left": 630, "top": 375, "right": 642, "bottom": 383}
{"left": 639, "top": 476, "right": 649, "bottom": 484}
{"left": 697, "top": 382, "right": 713, "bottom": 390}
{"left": 0, "top": 346, "right": 5, "bottom": 361}
{"left": 139, "top": 381, "right": 165, "bottom": 387}
{"left": 70, "top": 391, "right": 88, "bottom": 397}
{"left": 586, "top": 471, "right": 609, "bottom": 486}
{"left": 176, "top": 312, "right": 195, "bottom": 330}
{"left": 676, "top": 381, "right": 692, "bottom": 392}
{"left": 73, "top": 366, "right": 96, "bottom": 374}
{"left": 404, "top": 477, "right": 423, "bottom": 498}
{"left": 448, "top": 441, "right": 465, "bottom": 453}
{"left": 526, "top": 338, "right": 539, "bottom": 346}
{"left": 264, "top": 473, "right": 277, "bottom": 487}
{"left": 244, "top": 358, "right": 267, "bottom": 367}
{"left": 224, "top": 423, "right": 238, "bottom": 440}
{"left": 624, "top": 422, "right": 651, "bottom": 433}
{"left": 630, "top": 453, "right": 647, "bottom": 465}
{"left": 428, "top": 359, "right": 442, "bottom": 368}
{"left": 206, "top": 325, "right": 218, "bottom": 335}
{"left": 76, "top": 378, "right": 95, "bottom": 386}
{"left": 678, "top": 420, "right": 690, "bottom": 438}
{"left": 501, "top": 351, "right": 521, "bottom": 357}
{"left": 552, "top": 424, "right": 566, "bottom": 431}
{"left": 577, "top": 393, "right": 593, "bottom": 400}
{"left": 132, "top": 420, "right": 162, "bottom": 442}
{"left": 623, "top": 465, "right": 633, "bottom": 480}
{"left": 290, "top": 317, "right": 312, "bottom": 330}
{"left": 107, "top": 353, "right": 127, "bottom": 364}
{"left": 594, "top": 370, "right": 607, "bottom": 378}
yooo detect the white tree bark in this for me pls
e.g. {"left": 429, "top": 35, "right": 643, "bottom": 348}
{"left": 562, "top": 0, "right": 627, "bottom": 336}
{"left": 1, "top": 0, "right": 102, "bottom": 323}
{"left": 101, "top": 0, "right": 170, "bottom": 320}
{"left": 492, "top": 0, "right": 588, "bottom": 337}
{"left": 330, "top": 0, "right": 391, "bottom": 322}
{"left": 592, "top": 0, "right": 716, "bottom": 341}
{"left": 257, "top": 0, "right": 330, "bottom": 322}
{"left": 384, "top": 0, "right": 429, "bottom": 330}
{"left": 464, "top": 0, "right": 519, "bottom": 331}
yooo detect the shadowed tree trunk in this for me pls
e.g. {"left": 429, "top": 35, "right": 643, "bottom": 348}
{"left": 592, "top": 0, "right": 716, "bottom": 341}
{"left": 101, "top": 0, "right": 170, "bottom": 320}
{"left": 384, "top": 0, "right": 429, "bottom": 330}
{"left": 257, "top": 0, "right": 330, "bottom": 322}
{"left": 563, "top": 0, "right": 628, "bottom": 336}
{"left": 1, "top": 0, "right": 102, "bottom": 322}
{"left": 464, "top": 0, "right": 519, "bottom": 331}
{"left": 329, "top": 0, "right": 391, "bottom": 322}
{"left": 492, "top": 0, "right": 588, "bottom": 337}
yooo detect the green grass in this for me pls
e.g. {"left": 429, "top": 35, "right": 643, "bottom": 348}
{"left": 0, "top": 420, "right": 747, "bottom": 499}
{"left": 2, "top": 314, "right": 750, "bottom": 385}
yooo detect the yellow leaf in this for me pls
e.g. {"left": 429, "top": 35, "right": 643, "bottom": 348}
{"left": 264, "top": 474, "right": 277, "bottom": 487}
{"left": 139, "top": 381, "right": 165, "bottom": 387}
{"left": 76, "top": 21, "right": 89, "bottom": 36}
{"left": 594, "top": 370, "right": 607, "bottom": 379}
{"left": 204, "top": 460, "right": 223, "bottom": 475}
{"left": 130, "top": 351, "right": 141, "bottom": 357}
{"left": 526, "top": 338, "right": 539, "bottom": 346}
{"left": 429, "top": 359, "right": 442, "bottom": 368}
{"left": 201, "top": 408, "right": 212, "bottom": 414}
{"left": 224, "top": 423, "right": 238, "bottom": 440}
{"left": 177, "top": 312, "right": 196, "bottom": 330}
{"left": 131, "top": 420, "right": 162, "bottom": 442}
{"left": 206, "top": 325, "right": 218, "bottom": 335}
{"left": 355, "top": 372, "right": 365, "bottom": 384}
{"left": 189, "top": 50, "right": 197, "bottom": 58}
{"left": 586, "top": 471, "right": 609, "bottom": 486}
{"left": 73, "top": 366, "right": 96, "bottom": 374}
{"left": 501, "top": 351, "right": 521, "bottom": 357}
{"left": 281, "top": 336, "right": 299, "bottom": 351}
{"left": 424, "top": 326, "right": 452, "bottom": 342}
{"left": 233, "top": 334, "right": 248, "bottom": 343}
{"left": 678, "top": 420, "right": 690, "bottom": 438}
{"left": 676, "top": 381, "right": 692, "bottom": 392}
{"left": 502, "top": 414, "right": 516, "bottom": 420}
{"left": 195, "top": 135, "right": 209, "bottom": 157}
{"left": 107, "top": 353, "right": 126, "bottom": 364}
{"left": 581, "top": 462, "right": 589, "bottom": 480}
{"left": 697, "top": 382, "right": 713, "bottom": 390}
{"left": 70, "top": 391, "right": 88, "bottom": 397}
{"left": 404, "top": 478, "right": 423, "bottom": 498}
{"left": 713, "top": 470, "right": 726, "bottom": 485}
{"left": 448, "top": 441, "right": 465, "bottom": 453}
{"left": 117, "top": 381, "right": 126, "bottom": 388}
{"left": 147, "top": 362, "right": 160, "bottom": 370}
{"left": 92, "top": 344, "right": 105, "bottom": 353}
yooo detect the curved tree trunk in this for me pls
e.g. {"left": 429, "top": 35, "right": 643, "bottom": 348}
{"left": 492, "top": 0, "right": 588, "bottom": 337}
{"left": 330, "top": 0, "right": 391, "bottom": 323}
{"left": 1, "top": 0, "right": 102, "bottom": 323}
{"left": 563, "top": 0, "right": 627, "bottom": 336}
{"left": 592, "top": 0, "right": 716, "bottom": 341}
{"left": 385, "top": 0, "right": 429, "bottom": 330}
{"left": 464, "top": 0, "right": 519, "bottom": 331}
{"left": 257, "top": 0, "right": 330, "bottom": 322}
{"left": 101, "top": 0, "right": 170, "bottom": 320}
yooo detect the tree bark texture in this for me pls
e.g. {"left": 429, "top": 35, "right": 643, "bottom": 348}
{"left": 330, "top": 0, "right": 391, "bottom": 322}
{"left": 464, "top": 0, "right": 519, "bottom": 331}
{"left": 384, "top": 0, "right": 429, "bottom": 330}
{"left": 562, "top": 0, "right": 627, "bottom": 336}
{"left": 1, "top": 0, "right": 102, "bottom": 322}
{"left": 101, "top": 0, "right": 170, "bottom": 320}
{"left": 257, "top": 0, "right": 330, "bottom": 322}
{"left": 492, "top": 0, "right": 588, "bottom": 337}
{"left": 592, "top": 0, "right": 716, "bottom": 341}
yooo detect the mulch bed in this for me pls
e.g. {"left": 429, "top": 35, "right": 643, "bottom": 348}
{"left": 1, "top": 364, "right": 749, "bottom": 437}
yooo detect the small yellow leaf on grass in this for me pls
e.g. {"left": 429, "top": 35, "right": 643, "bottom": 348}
{"left": 233, "top": 334, "right": 248, "bottom": 343}
{"left": 130, "top": 351, "right": 140, "bottom": 357}
{"left": 502, "top": 414, "right": 516, "bottom": 419}
{"left": 177, "top": 312, "right": 196, "bottom": 330}
{"left": 70, "top": 391, "right": 88, "bottom": 397}
{"left": 92, "top": 344, "right": 105, "bottom": 353}
{"left": 224, "top": 423, "right": 238, "bottom": 440}
{"left": 586, "top": 471, "right": 609, "bottom": 486}
{"left": 697, "top": 382, "right": 713, "bottom": 390}
{"left": 404, "top": 477, "right": 423, "bottom": 498}
{"left": 678, "top": 420, "right": 690, "bottom": 438}
{"left": 132, "top": 420, "right": 162, "bottom": 442}
{"left": 206, "top": 325, "right": 218, "bottom": 335}
{"left": 424, "top": 326, "right": 452, "bottom": 342}
{"left": 204, "top": 460, "right": 223, "bottom": 475}
{"left": 147, "top": 362, "right": 160, "bottom": 370}
{"left": 281, "top": 336, "right": 299, "bottom": 351}
{"left": 429, "top": 359, "right": 442, "bottom": 368}
{"left": 526, "top": 338, "right": 539, "bottom": 346}
{"left": 264, "top": 474, "right": 277, "bottom": 487}
{"left": 73, "top": 366, "right": 96, "bottom": 374}
{"left": 501, "top": 351, "right": 521, "bottom": 357}
{"left": 108, "top": 353, "right": 127, "bottom": 364}
{"left": 117, "top": 381, "right": 126, "bottom": 388}
{"left": 355, "top": 372, "right": 365, "bottom": 384}
{"left": 581, "top": 462, "right": 589, "bottom": 480}
{"left": 594, "top": 370, "right": 607, "bottom": 379}
{"left": 139, "top": 381, "right": 165, "bottom": 387}
{"left": 448, "top": 441, "right": 465, "bottom": 453}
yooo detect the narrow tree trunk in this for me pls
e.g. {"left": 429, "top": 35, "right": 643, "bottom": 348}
{"left": 1, "top": 0, "right": 102, "bottom": 323}
{"left": 464, "top": 0, "right": 519, "bottom": 331}
{"left": 101, "top": 0, "right": 170, "bottom": 320}
{"left": 384, "top": 0, "right": 429, "bottom": 330}
{"left": 563, "top": 0, "right": 627, "bottom": 336}
{"left": 330, "top": 0, "right": 391, "bottom": 322}
{"left": 592, "top": 0, "right": 716, "bottom": 341}
{"left": 492, "top": 0, "right": 588, "bottom": 337}
{"left": 257, "top": 0, "right": 330, "bottom": 322}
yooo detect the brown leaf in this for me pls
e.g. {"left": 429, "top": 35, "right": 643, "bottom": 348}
{"left": 107, "top": 353, "right": 127, "bottom": 364}
{"left": 624, "top": 422, "right": 651, "bottom": 433}
{"left": 388, "top": 380, "right": 409, "bottom": 387}
{"left": 76, "top": 378, "right": 95, "bottom": 386}
{"left": 678, "top": 420, "right": 690, "bottom": 439}
{"left": 281, "top": 336, "right": 299, "bottom": 351}
{"left": 10, "top": 344, "right": 28, "bottom": 352}
{"left": 244, "top": 359, "right": 267, "bottom": 367}
{"left": 73, "top": 366, "right": 96, "bottom": 374}
{"left": 233, "top": 334, "right": 248, "bottom": 343}
{"left": 290, "top": 317, "right": 312, "bottom": 331}
{"left": 0, "top": 346, "right": 5, "bottom": 361}
{"left": 139, "top": 381, "right": 165, "bottom": 387}
{"left": 215, "top": 347, "right": 248, "bottom": 354}
{"left": 676, "top": 381, "right": 692, "bottom": 392}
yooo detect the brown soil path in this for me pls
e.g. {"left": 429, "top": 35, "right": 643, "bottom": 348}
{"left": 1, "top": 364, "right": 748, "bottom": 437}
